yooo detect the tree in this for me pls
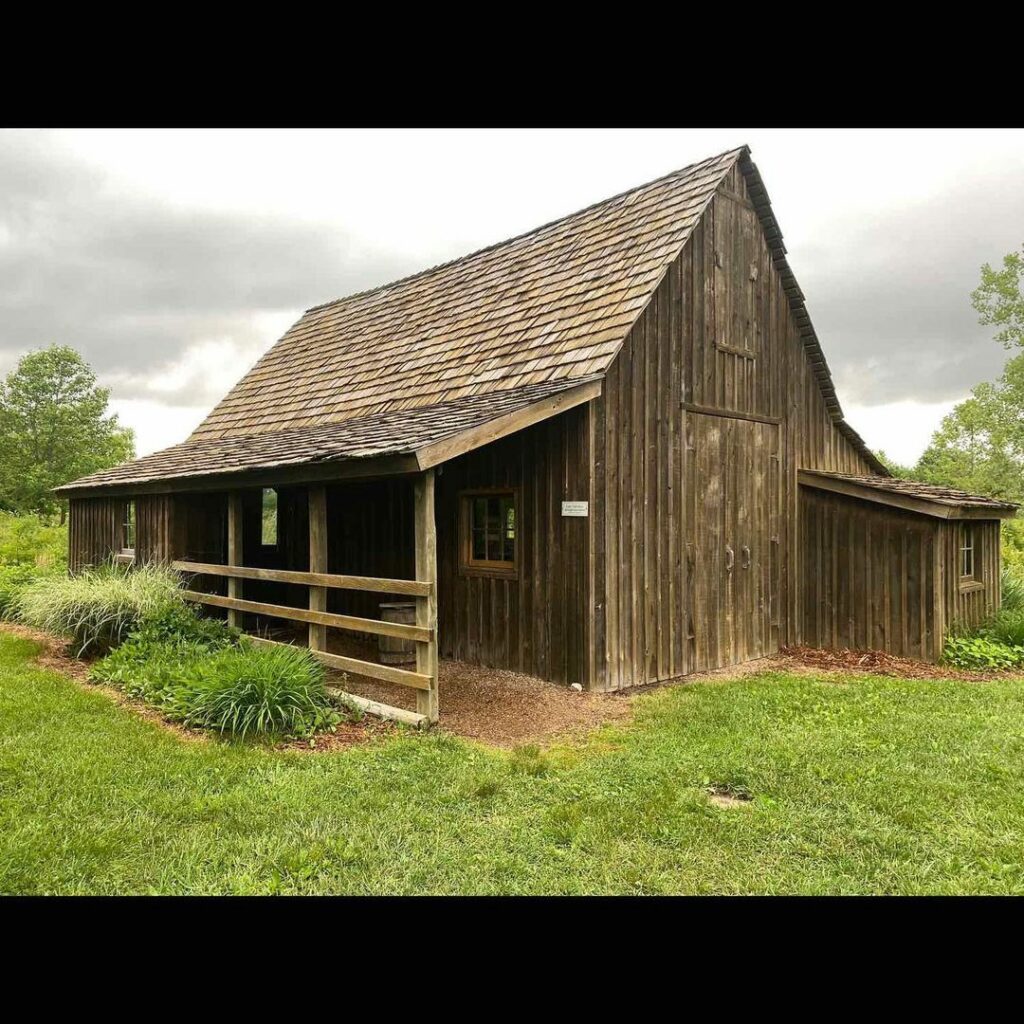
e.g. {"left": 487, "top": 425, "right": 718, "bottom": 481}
{"left": 874, "top": 450, "right": 917, "bottom": 478}
{"left": 0, "top": 346, "right": 134, "bottom": 517}
{"left": 874, "top": 246, "right": 1024, "bottom": 567}
{"left": 913, "top": 357, "right": 1024, "bottom": 502}
{"left": 972, "top": 244, "right": 1024, "bottom": 350}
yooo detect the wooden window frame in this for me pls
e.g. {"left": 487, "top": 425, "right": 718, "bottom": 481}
{"left": 117, "top": 499, "right": 136, "bottom": 564}
{"left": 458, "top": 487, "right": 519, "bottom": 580}
{"left": 959, "top": 524, "right": 981, "bottom": 591}
{"left": 261, "top": 487, "right": 279, "bottom": 550}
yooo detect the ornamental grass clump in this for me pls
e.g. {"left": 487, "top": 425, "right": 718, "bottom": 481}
{"left": 0, "top": 564, "right": 40, "bottom": 619}
{"left": 13, "top": 562, "right": 183, "bottom": 656}
{"left": 1000, "top": 565, "right": 1024, "bottom": 614}
{"left": 168, "top": 643, "right": 338, "bottom": 740}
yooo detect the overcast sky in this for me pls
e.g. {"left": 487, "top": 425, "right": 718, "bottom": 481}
{"left": 2, "top": 128, "right": 1022, "bottom": 464}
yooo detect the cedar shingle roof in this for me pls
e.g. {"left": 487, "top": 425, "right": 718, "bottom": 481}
{"left": 189, "top": 147, "right": 743, "bottom": 441}
{"left": 60, "top": 144, "right": 885, "bottom": 493}
{"left": 800, "top": 471, "right": 1018, "bottom": 518}
{"left": 55, "top": 378, "right": 596, "bottom": 493}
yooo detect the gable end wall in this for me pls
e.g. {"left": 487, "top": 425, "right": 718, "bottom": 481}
{"left": 592, "top": 163, "right": 875, "bottom": 690}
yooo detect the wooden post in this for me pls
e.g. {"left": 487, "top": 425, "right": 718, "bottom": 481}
{"left": 227, "top": 492, "right": 244, "bottom": 630}
{"left": 309, "top": 485, "right": 328, "bottom": 652}
{"left": 414, "top": 469, "right": 439, "bottom": 722}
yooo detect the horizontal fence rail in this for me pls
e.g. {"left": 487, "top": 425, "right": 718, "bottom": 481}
{"left": 171, "top": 560, "right": 432, "bottom": 596}
{"left": 180, "top": 590, "right": 432, "bottom": 643}
{"left": 248, "top": 636, "right": 433, "bottom": 695}
{"left": 175, "top": 557, "right": 436, "bottom": 707}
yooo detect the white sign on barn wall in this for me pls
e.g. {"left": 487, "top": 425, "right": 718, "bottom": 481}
{"left": 561, "top": 501, "right": 589, "bottom": 517}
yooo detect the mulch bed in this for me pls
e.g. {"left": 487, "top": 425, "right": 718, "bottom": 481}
{"left": 776, "top": 644, "right": 1019, "bottom": 682}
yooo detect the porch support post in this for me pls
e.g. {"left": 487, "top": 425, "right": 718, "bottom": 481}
{"left": 309, "top": 486, "right": 328, "bottom": 652}
{"left": 413, "top": 469, "right": 439, "bottom": 722}
{"left": 227, "top": 492, "right": 244, "bottom": 630}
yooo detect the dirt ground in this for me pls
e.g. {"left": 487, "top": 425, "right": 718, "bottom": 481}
{"left": 324, "top": 633, "right": 632, "bottom": 747}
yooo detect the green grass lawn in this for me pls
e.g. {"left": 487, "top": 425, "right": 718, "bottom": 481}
{"left": 2, "top": 630, "right": 1024, "bottom": 895}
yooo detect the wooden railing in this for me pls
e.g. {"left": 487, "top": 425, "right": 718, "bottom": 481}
{"left": 173, "top": 561, "right": 437, "bottom": 724}
{"left": 170, "top": 471, "right": 439, "bottom": 727}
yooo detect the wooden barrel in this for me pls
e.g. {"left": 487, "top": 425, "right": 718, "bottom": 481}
{"left": 378, "top": 601, "right": 417, "bottom": 664}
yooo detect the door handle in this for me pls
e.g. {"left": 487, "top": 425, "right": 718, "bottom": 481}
{"left": 725, "top": 545, "right": 734, "bottom": 572}
{"left": 741, "top": 545, "right": 751, "bottom": 570}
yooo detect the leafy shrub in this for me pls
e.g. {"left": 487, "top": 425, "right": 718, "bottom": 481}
{"left": 942, "top": 634, "right": 1024, "bottom": 670}
{"left": 13, "top": 563, "right": 183, "bottom": 656}
{"left": 0, "top": 512, "right": 67, "bottom": 571}
{"left": 123, "top": 601, "right": 239, "bottom": 650}
{"left": 167, "top": 644, "right": 338, "bottom": 739}
{"left": 90, "top": 604, "right": 239, "bottom": 703}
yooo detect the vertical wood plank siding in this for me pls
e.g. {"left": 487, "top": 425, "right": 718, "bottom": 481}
{"left": 436, "top": 405, "right": 591, "bottom": 686}
{"left": 591, "top": 166, "right": 875, "bottom": 690}
{"left": 800, "top": 489, "right": 938, "bottom": 659}
{"left": 68, "top": 497, "right": 122, "bottom": 571}
{"left": 937, "top": 518, "right": 1001, "bottom": 635}
{"left": 799, "top": 488, "right": 1002, "bottom": 659}
{"left": 135, "top": 495, "right": 175, "bottom": 565}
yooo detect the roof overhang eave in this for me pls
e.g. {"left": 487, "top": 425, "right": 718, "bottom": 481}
{"left": 798, "top": 470, "right": 1018, "bottom": 520}
{"left": 54, "top": 379, "right": 605, "bottom": 500}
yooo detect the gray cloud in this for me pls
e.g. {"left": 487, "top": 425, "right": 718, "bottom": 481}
{"left": 792, "top": 164, "right": 1024, "bottom": 405}
{"left": 0, "top": 132, "right": 415, "bottom": 405}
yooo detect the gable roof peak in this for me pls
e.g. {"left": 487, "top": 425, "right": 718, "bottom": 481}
{"left": 304, "top": 145, "right": 750, "bottom": 317}
{"left": 190, "top": 145, "right": 744, "bottom": 442}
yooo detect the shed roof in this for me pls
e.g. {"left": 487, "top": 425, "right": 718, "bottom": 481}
{"left": 799, "top": 471, "right": 1018, "bottom": 520}
{"left": 55, "top": 377, "right": 600, "bottom": 496}
{"left": 60, "top": 145, "right": 882, "bottom": 494}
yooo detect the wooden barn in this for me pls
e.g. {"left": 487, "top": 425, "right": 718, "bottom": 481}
{"left": 57, "top": 146, "right": 1017, "bottom": 723}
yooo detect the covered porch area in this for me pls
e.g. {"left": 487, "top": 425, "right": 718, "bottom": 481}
{"left": 172, "top": 471, "right": 440, "bottom": 726}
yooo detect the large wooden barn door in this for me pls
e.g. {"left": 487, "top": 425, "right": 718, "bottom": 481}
{"left": 688, "top": 412, "right": 781, "bottom": 671}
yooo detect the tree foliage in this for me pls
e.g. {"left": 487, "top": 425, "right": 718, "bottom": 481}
{"left": 0, "top": 346, "right": 134, "bottom": 516}
{"left": 880, "top": 246, "right": 1024, "bottom": 566}
{"left": 972, "top": 244, "right": 1024, "bottom": 350}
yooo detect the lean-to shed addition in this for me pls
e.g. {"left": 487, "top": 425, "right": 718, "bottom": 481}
{"left": 57, "top": 146, "right": 1017, "bottom": 721}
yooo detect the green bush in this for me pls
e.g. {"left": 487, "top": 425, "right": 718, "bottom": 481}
{"left": 90, "top": 604, "right": 239, "bottom": 703}
{"left": 167, "top": 644, "right": 338, "bottom": 739}
{"left": 942, "top": 634, "right": 1024, "bottom": 670}
{"left": 13, "top": 563, "right": 183, "bottom": 656}
{"left": 0, "top": 512, "right": 67, "bottom": 570}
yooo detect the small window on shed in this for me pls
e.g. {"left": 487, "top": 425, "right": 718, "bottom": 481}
{"left": 460, "top": 491, "right": 517, "bottom": 577}
{"left": 960, "top": 525, "right": 976, "bottom": 582}
{"left": 261, "top": 488, "right": 278, "bottom": 547}
{"left": 121, "top": 500, "right": 136, "bottom": 555}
